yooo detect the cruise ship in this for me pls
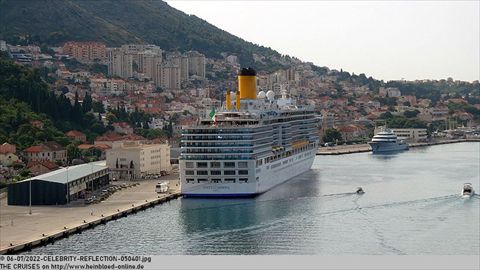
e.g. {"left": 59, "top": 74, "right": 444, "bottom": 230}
{"left": 179, "top": 68, "right": 319, "bottom": 197}
{"left": 368, "top": 128, "right": 409, "bottom": 153}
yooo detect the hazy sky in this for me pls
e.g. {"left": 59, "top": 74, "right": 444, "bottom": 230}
{"left": 166, "top": 0, "right": 479, "bottom": 82}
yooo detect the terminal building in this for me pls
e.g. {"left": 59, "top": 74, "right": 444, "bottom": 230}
{"left": 7, "top": 161, "right": 109, "bottom": 205}
{"left": 106, "top": 141, "right": 171, "bottom": 180}
{"left": 374, "top": 127, "right": 428, "bottom": 142}
{"left": 391, "top": 128, "right": 428, "bottom": 142}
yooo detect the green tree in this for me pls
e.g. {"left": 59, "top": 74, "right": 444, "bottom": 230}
{"left": 380, "top": 112, "right": 393, "bottom": 119}
{"left": 66, "top": 143, "right": 81, "bottom": 163}
{"left": 404, "top": 110, "right": 420, "bottom": 118}
{"left": 322, "top": 128, "right": 342, "bottom": 143}
{"left": 82, "top": 92, "right": 92, "bottom": 113}
{"left": 72, "top": 92, "right": 82, "bottom": 122}
{"left": 106, "top": 112, "right": 117, "bottom": 125}
{"left": 92, "top": 101, "right": 105, "bottom": 113}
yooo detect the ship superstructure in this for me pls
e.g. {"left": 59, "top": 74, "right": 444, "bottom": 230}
{"left": 368, "top": 128, "right": 409, "bottom": 153}
{"left": 179, "top": 68, "right": 319, "bottom": 197}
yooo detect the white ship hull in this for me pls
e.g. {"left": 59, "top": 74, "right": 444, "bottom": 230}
{"left": 180, "top": 149, "right": 316, "bottom": 197}
{"left": 369, "top": 142, "right": 409, "bottom": 153}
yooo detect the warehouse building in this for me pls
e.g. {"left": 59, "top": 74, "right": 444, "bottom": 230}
{"left": 8, "top": 161, "right": 109, "bottom": 205}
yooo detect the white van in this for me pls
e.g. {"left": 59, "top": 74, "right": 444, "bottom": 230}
{"left": 155, "top": 182, "right": 168, "bottom": 193}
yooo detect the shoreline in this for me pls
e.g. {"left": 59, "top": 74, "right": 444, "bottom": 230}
{"left": 316, "top": 138, "right": 480, "bottom": 155}
{"left": 1, "top": 139, "right": 478, "bottom": 254}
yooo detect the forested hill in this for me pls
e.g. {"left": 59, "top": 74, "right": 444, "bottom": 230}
{"left": 0, "top": 55, "right": 107, "bottom": 149}
{"left": 0, "top": 0, "right": 287, "bottom": 70}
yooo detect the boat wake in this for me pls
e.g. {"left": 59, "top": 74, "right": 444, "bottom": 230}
{"left": 322, "top": 192, "right": 359, "bottom": 197}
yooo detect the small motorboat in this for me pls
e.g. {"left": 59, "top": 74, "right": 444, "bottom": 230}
{"left": 356, "top": 187, "right": 365, "bottom": 195}
{"left": 461, "top": 183, "right": 475, "bottom": 197}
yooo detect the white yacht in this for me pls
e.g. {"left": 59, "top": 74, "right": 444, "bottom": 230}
{"left": 368, "top": 128, "right": 409, "bottom": 153}
{"left": 179, "top": 68, "right": 319, "bottom": 197}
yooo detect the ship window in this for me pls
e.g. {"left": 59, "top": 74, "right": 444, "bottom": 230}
{"left": 224, "top": 162, "right": 235, "bottom": 168}
{"left": 211, "top": 162, "right": 221, "bottom": 168}
{"left": 238, "top": 161, "right": 248, "bottom": 168}
{"left": 185, "top": 170, "right": 194, "bottom": 175}
{"left": 211, "top": 178, "right": 221, "bottom": 183}
{"left": 224, "top": 178, "right": 236, "bottom": 183}
{"left": 197, "top": 170, "right": 208, "bottom": 175}
{"left": 211, "top": 170, "right": 221, "bottom": 175}
{"left": 224, "top": 170, "right": 235, "bottom": 175}
{"left": 186, "top": 178, "right": 194, "bottom": 183}
{"left": 197, "top": 162, "right": 208, "bottom": 168}
{"left": 271, "top": 163, "right": 281, "bottom": 169}
{"left": 239, "top": 178, "right": 248, "bottom": 183}
{"left": 185, "top": 162, "right": 194, "bottom": 168}
{"left": 197, "top": 178, "right": 208, "bottom": 183}
{"left": 238, "top": 170, "right": 248, "bottom": 175}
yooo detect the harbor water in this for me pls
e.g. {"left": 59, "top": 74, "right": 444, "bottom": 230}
{"left": 27, "top": 142, "right": 480, "bottom": 255}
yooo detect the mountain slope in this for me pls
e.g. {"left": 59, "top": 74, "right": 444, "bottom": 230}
{"left": 0, "top": 0, "right": 286, "bottom": 69}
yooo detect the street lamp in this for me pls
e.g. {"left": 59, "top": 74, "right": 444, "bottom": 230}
{"left": 29, "top": 179, "right": 32, "bottom": 215}
{"left": 66, "top": 166, "right": 69, "bottom": 204}
{"left": 91, "top": 162, "right": 94, "bottom": 191}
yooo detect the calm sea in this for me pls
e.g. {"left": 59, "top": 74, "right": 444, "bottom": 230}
{"left": 27, "top": 142, "right": 480, "bottom": 255}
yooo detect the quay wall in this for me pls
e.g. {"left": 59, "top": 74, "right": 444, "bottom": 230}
{"left": 0, "top": 192, "right": 181, "bottom": 255}
{"left": 316, "top": 138, "right": 480, "bottom": 155}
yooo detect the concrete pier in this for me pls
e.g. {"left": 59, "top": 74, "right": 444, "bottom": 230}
{"left": 0, "top": 175, "right": 181, "bottom": 255}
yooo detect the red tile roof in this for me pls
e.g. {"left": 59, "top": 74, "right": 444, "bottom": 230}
{"left": 78, "top": 143, "right": 111, "bottom": 150}
{"left": 95, "top": 132, "right": 145, "bottom": 142}
{"left": 66, "top": 130, "right": 85, "bottom": 137}
{"left": 24, "top": 142, "right": 65, "bottom": 152}
{"left": 24, "top": 145, "right": 47, "bottom": 153}
{"left": 27, "top": 160, "right": 59, "bottom": 170}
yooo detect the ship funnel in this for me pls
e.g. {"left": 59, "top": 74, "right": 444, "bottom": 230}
{"left": 238, "top": 67, "right": 257, "bottom": 100}
{"left": 236, "top": 90, "right": 241, "bottom": 110}
{"left": 226, "top": 90, "right": 231, "bottom": 110}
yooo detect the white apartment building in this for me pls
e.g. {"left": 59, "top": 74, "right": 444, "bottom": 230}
{"left": 157, "top": 63, "right": 181, "bottom": 90}
{"left": 121, "top": 44, "right": 162, "bottom": 55}
{"left": 186, "top": 51, "right": 206, "bottom": 78}
{"left": 108, "top": 45, "right": 163, "bottom": 80}
{"left": 0, "top": 40, "right": 7, "bottom": 52}
{"left": 373, "top": 128, "right": 428, "bottom": 142}
{"left": 226, "top": 55, "right": 238, "bottom": 65}
{"left": 108, "top": 49, "right": 133, "bottom": 79}
{"left": 90, "top": 78, "right": 126, "bottom": 96}
{"left": 106, "top": 141, "right": 171, "bottom": 180}
{"left": 141, "top": 52, "right": 162, "bottom": 81}
{"left": 169, "top": 55, "right": 189, "bottom": 82}
{"left": 379, "top": 87, "right": 401, "bottom": 98}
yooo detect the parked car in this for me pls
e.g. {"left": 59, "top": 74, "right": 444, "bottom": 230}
{"left": 85, "top": 196, "right": 96, "bottom": 204}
